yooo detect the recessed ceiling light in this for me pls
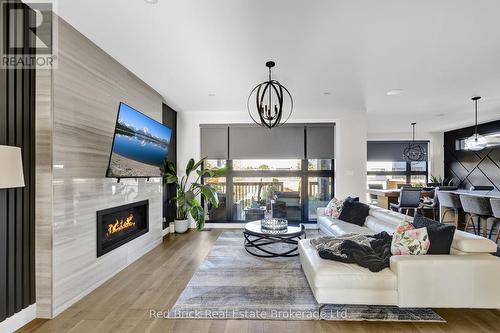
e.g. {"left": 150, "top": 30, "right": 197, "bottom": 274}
{"left": 323, "top": 92, "right": 331, "bottom": 95}
{"left": 144, "top": 0, "right": 158, "bottom": 4}
{"left": 386, "top": 89, "right": 403, "bottom": 96}
{"left": 208, "top": 93, "right": 216, "bottom": 97}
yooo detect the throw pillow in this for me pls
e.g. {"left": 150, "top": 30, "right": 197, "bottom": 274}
{"left": 344, "top": 196, "right": 360, "bottom": 203}
{"left": 391, "top": 220, "right": 430, "bottom": 255}
{"left": 338, "top": 199, "right": 370, "bottom": 226}
{"left": 412, "top": 214, "right": 456, "bottom": 254}
{"left": 324, "top": 198, "right": 344, "bottom": 218}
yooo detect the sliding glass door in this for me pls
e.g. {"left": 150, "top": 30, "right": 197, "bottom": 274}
{"left": 203, "top": 158, "right": 334, "bottom": 223}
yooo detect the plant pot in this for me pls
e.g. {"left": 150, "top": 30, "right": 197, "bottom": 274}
{"left": 174, "top": 219, "right": 189, "bottom": 234}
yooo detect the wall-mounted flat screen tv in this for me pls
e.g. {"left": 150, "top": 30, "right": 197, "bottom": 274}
{"left": 106, "top": 102, "right": 172, "bottom": 178}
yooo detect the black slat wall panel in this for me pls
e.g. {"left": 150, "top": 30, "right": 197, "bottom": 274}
{"left": 444, "top": 119, "right": 500, "bottom": 191}
{"left": 0, "top": 6, "right": 7, "bottom": 316}
{"left": 0, "top": 1, "right": 36, "bottom": 322}
{"left": 162, "top": 103, "right": 177, "bottom": 227}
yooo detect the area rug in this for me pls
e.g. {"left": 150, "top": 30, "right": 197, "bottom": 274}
{"left": 169, "top": 231, "right": 445, "bottom": 322}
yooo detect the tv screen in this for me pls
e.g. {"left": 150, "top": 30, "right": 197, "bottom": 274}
{"left": 106, "top": 102, "right": 172, "bottom": 178}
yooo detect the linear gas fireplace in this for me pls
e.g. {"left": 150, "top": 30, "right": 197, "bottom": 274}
{"left": 96, "top": 200, "right": 149, "bottom": 257}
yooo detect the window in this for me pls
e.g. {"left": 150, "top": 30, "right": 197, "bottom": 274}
{"left": 308, "top": 159, "right": 332, "bottom": 170}
{"left": 308, "top": 176, "right": 332, "bottom": 219}
{"left": 201, "top": 124, "right": 335, "bottom": 223}
{"left": 232, "top": 175, "right": 302, "bottom": 222}
{"left": 367, "top": 161, "right": 428, "bottom": 189}
{"left": 367, "top": 141, "right": 429, "bottom": 202}
{"left": 455, "top": 132, "right": 500, "bottom": 151}
{"left": 233, "top": 159, "right": 301, "bottom": 171}
{"left": 203, "top": 159, "right": 334, "bottom": 223}
{"left": 204, "top": 176, "right": 227, "bottom": 221}
{"left": 367, "top": 161, "right": 428, "bottom": 202}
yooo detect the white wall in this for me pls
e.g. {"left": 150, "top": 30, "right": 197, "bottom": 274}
{"left": 177, "top": 110, "right": 367, "bottom": 202}
{"left": 367, "top": 131, "right": 444, "bottom": 179}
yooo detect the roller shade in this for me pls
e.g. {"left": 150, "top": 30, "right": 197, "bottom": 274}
{"left": 229, "top": 125, "right": 305, "bottom": 159}
{"left": 367, "top": 141, "right": 429, "bottom": 161}
{"left": 306, "top": 124, "right": 335, "bottom": 159}
{"left": 200, "top": 126, "right": 228, "bottom": 159}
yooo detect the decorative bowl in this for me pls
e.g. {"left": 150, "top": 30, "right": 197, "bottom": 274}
{"left": 261, "top": 218, "right": 288, "bottom": 233}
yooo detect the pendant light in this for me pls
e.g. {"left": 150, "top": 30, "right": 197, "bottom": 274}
{"left": 464, "top": 96, "right": 487, "bottom": 151}
{"left": 403, "top": 123, "right": 426, "bottom": 162}
{"left": 247, "top": 61, "right": 293, "bottom": 129}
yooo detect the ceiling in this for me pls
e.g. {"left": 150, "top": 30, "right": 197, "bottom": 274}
{"left": 54, "top": 0, "right": 500, "bottom": 133}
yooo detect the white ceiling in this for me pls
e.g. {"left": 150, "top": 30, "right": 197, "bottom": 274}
{"left": 54, "top": 0, "right": 500, "bottom": 133}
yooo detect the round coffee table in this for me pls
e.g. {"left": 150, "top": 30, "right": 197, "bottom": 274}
{"left": 243, "top": 220, "right": 306, "bottom": 258}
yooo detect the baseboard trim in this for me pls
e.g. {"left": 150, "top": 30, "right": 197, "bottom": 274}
{"left": 161, "top": 227, "right": 170, "bottom": 237}
{"left": 0, "top": 304, "right": 37, "bottom": 333}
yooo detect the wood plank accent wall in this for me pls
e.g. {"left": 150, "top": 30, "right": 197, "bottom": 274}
{"left": 0, "top": 1, "right": 36, "bottom": 322}
{"left": 444, "top": 119, "right": 500, "bottom": 191}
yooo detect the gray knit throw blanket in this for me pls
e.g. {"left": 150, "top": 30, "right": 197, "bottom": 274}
{"left": 308, "top": 232, "right": 394, "bottom": 272}
{"left": 310, "top": 234, "right": 372, "bottom": 259}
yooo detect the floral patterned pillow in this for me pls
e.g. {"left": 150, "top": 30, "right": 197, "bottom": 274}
{"left": 324, "top": 198, "right": 344, "bottom": 218}
{"left": 391, "top": 220, "right": 430, "bottom": 255}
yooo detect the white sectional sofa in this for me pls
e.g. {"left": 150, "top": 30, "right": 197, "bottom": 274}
{"left": 299, "top": 205, "right": 500, "bottom": 308}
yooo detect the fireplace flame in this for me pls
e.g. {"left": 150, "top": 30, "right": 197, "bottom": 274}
{"left": 106, "top": 213, "right": 135, "bottom": 237}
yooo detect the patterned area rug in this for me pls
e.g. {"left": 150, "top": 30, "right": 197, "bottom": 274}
{"left": 169, "top": 230, "right": 445, "bottom": 322}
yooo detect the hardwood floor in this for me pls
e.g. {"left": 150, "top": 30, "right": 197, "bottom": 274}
{"left": 17, "top": 229, "right": 500, "bottom": 333}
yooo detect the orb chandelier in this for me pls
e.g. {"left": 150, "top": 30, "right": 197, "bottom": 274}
{"left": 247, "top": 61, "right": 293, "bottom": 129}
{"left": 464, "top": 96, "right": 487, "bottom": 151}
{"left": 403, "top": 123, "right": 426, "bottom": 162}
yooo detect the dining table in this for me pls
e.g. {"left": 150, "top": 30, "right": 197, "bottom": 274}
{"left": 367, "top": 188, "right": 435, "bottom": 210}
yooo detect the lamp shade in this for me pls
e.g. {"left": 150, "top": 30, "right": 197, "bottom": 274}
{"left": 0, "top": 145, "right": 25, "bottom": 189}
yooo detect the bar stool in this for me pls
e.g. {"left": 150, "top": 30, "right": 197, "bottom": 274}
{"left": 437, "top": 190, "right": 462, "bottom": 228}
{"left": 489, "top": 198, "right": 500, "bottom": 243}
{"left": 459, "top": 195, "right": 492, "bottom": 237}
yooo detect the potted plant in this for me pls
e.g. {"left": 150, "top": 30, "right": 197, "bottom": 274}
{"left": 161, "top": 157, "right": 227, "bottom": 233}
{"left": 428, "top": 175, "right": 457, "bottom": 187}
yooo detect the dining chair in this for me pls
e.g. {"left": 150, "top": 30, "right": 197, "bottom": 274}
{"left": 460, "top": 195, "right": 492, "bottom": 237}
{"left": 489, "top": 198, "right": 500, "bottom": 243}
{"left": 390, "top": 187, "right": 421, "bottom": 216}
{"left": 419, "top": 189, "right": 438, "bottom": 221}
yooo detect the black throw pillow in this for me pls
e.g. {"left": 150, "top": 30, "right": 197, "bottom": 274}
{"left": 338, "top": 199, "right": 370, "bottom": 226}
{"left": 412, "top": 214, "right": 455, "bottom": 254}
{"left": 345, "top": 196, "right": 360, "bottom": 203}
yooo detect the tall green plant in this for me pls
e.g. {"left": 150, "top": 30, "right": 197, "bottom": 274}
{"left": 161, "top": 157, "right": 227, "bottom": 230}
